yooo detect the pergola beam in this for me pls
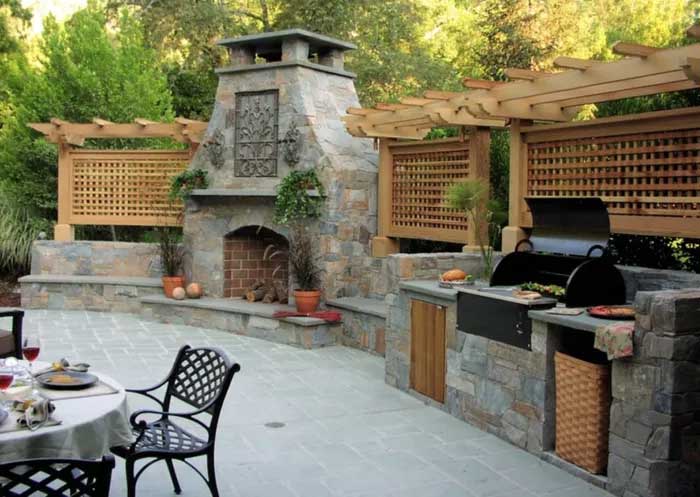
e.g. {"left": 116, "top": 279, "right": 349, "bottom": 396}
{"left": 504, "top": 68, "right": 555, "bottom": 80}
{"left": 29, "top": 118, "right": 208, "bottom": 144}
{"left": 463, "top": 78, "right": 506, "bottom": 90}
{"left": 553, "top": 56, "right": 600, "bottom": 70}
{"left": 612, "top": 41, "right": 660, "bottom": 58}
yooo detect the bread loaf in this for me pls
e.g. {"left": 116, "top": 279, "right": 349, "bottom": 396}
{"left": 441, "top": 269, "right": 467, "bottom": 281}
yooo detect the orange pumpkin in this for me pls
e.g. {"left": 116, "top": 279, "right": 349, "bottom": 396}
{"left": 186, "top": 282, "right": 203, "bottom": 299}
{"left": 172, "top": 287, "right": 186, "bottom": 300}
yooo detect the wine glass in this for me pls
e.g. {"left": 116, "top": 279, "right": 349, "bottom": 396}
{"left": 23, "top": 335, "right": 41, "bottom": 374}
{"left": 0, "top": 365, "right": 14, "bottom": 409}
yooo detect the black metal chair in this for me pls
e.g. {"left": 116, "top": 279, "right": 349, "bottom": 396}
{"left": 0, "top": 455, "right": 115, "bottom": 497}
{"left": 111, "top": 345, "right": 240, "bottom": 497}
{"left": 0, "top": 309, "right": 23, "bottom": 359}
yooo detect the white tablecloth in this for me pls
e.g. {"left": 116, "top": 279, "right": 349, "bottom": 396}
{"left": 0, "top": 370, "right": 133, "bottom": 462}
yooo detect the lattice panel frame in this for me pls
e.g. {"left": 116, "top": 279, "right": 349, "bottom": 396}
{"left": 388, "top": 141, "right": 471, "bottom": 244}
{"left": 526, "top": 128, "right": 700, "bottom": 234}
{"left": 69, "top": 150, "right": 189, "bottom": 226}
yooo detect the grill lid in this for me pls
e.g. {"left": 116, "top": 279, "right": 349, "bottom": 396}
{"left": 524, "top": 197, "right": 610, "bottom": 257}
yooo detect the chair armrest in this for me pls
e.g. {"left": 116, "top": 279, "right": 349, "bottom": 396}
{"left": 129, "top": 408, "right": 209, "bottom": 432}
{"left": 125, "top": 378, "right": 170, "bottom": 409}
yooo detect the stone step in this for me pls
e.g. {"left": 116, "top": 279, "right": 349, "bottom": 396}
{"left": 325, "top": 297, "right": 387, "bottom": 356}
{"left": 140, "top": 295, "right": 339, "bottom": 349}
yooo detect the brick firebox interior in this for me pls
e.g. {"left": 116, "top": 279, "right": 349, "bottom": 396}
{"left": 223, "top": 226, "right": 289, "bottom": 298}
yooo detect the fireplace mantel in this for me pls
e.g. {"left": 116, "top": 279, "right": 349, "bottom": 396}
{"left": 189, "top": 188, "right": 322, "bottom": 198}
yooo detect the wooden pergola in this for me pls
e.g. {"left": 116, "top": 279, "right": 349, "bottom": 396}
{"left": 344, "top": 25, "right": 700, "bottom": 140}
{"left": 29, "top": 117, "right": 209, "bottom": 241}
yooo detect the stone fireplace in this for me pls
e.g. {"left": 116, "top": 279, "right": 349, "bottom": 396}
{"left": 183, "top": 29, "right": 378, "bottom": 300}
{"left": 223, "top": 226, "right": 288, "bottom": 298}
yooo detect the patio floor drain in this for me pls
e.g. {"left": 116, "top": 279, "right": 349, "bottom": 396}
{"left": 264, "top": 422, "right": 285, "bottom": 429}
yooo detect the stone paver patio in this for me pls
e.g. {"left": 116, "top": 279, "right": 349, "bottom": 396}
{"left": 28, "top": 310, "right": 613, "bottom": 497}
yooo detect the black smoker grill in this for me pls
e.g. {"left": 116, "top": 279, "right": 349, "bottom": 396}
{"left": 457, "top": 197, "right": 626, "bottom": 350}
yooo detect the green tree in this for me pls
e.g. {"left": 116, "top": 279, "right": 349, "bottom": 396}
{"left": 0, "top": 0, "right": 30, "bottom": 55}
{"left": 0, "top": 4, "right": 174, "bottom": 216}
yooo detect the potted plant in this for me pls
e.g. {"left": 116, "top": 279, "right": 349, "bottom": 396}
{"left": 157, "top": 226, "right": 186, "bottom": 298}
{"left": 288, "top": 223, "right": 323, "bottom": 313}
{"left": 446, "top": 179, "right": 507, "bottom": 280}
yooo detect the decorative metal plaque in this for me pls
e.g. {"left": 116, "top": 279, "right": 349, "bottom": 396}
{"left": 234, "top": 90, "right": 279, "bottom": 177}
{"left": 203, "top": 129, "right": 225, "bottom": 169}
{"left": 281, "top": 121, "right": 301, "bottom": 167}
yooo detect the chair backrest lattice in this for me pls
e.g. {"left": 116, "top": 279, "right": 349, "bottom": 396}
{"left": 521, "top": 108, "right": 700, "bottom": 238}
{"left": 0, "top": 456, "right": 115, "bottom": 497}
{"left": 166, "top": 346, "right": 237, "bottom": 419}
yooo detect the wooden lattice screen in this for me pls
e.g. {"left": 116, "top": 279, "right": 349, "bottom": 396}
{"left": 377, "top": 132, "right": 490, "bottom": 247}
{"left": 518, "top": 108, "right": 700, "bottom": 238}
{"left": 66, "top": 149, "right": 190, "bottom": 227}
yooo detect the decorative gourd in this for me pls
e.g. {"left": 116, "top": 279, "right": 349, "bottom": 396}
{"left": 441, "top": 269, "right": 467, "bottom": 281}
{"left": 172, "top": 287, "right": 186, "bottom": 300}
{"left": 186, "top": 283, "right": 203, "bottom": 299}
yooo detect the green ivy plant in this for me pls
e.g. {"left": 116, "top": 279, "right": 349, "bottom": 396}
{"left": 169, "top": 168, "right": 209, "bottom": 201}
{"left": 273, "top": 169, "right": 325, "bottom": 225}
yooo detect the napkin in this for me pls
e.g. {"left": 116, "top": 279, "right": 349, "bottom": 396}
{"left": 14, "top": 398, "right": 57, "bottom": 431}
{"left": 34, "top": 358, "right": 91, "bottom": 376}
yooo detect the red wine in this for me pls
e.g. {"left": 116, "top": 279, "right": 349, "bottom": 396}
{"left": 0, "top": 374, "right": 13, "bottom": 390}
{"left": 23, "top": 347, "right": 40, "bottom": 362}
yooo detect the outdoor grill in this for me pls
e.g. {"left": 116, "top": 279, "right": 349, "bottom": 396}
{"left": 457, "top": 197, "right": 626, "bottom": 350}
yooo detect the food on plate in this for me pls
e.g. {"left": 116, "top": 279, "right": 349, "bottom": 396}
{"left": 520, "top": 282, "right": 565, "bottom": 298}
{"left": 588, "top": 305, "right": 635, "bottom": 319}
{"left": 513, "top": 290, "right": 542, "bottom": 300}
{"left": 440, "top": 269, "right": 473, "bottom": 282}
{"left": 43, "top": 374, "right": 80, "bottom": 385}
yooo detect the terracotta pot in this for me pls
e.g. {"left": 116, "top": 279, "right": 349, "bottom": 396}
{"left": 162, "top": 276, "right": 185, "bottom": 298}
{"left": 294, "top": 290, "right": 321, "bottom": 314}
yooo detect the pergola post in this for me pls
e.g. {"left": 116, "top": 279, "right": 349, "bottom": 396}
{"left": 54, "top": 142, "right": 75, "bottom": 241}
{"left": 463, "top": 127, "right": 491, "bottom": 252}
{"left": 501, "top": 119, "right": 529, "bottom": 253}
{"left": 371, "top": 139, "right": 399, "bottom": 257}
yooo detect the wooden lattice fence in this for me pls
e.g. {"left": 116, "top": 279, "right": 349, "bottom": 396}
{"left": 67, "top": 149, "right": 189, "bottom": 227}
{"left": 374, "top": 130, "right": 491, "bottom": 254}
{"left": 513, "top": 108, "right": 700, "bottom": 238}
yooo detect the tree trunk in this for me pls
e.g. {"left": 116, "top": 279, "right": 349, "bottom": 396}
{"left": 262, "top": 285, "right": 277, "bottom": 304}
{"left": 241, "top": 279, "right": 265, "bottom": 299}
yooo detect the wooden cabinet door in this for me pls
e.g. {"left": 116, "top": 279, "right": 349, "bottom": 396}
{"left": 410, "top": 299, "right": 446, "bottom": 403}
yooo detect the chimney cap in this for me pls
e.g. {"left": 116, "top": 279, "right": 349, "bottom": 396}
{"left": 217, "top": 29, "right": 356, "bottom": 55}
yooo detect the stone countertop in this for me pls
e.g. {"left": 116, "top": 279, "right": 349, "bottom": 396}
{"left": 528, "top": 308, "right": 631, "bottom": 333}
{"left": 398, "top": 280, "right": 459, "bottom": 301}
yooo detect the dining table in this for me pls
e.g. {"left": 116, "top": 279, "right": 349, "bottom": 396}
{"left": 0, "top": 361, "right": 133, "bottom": 463}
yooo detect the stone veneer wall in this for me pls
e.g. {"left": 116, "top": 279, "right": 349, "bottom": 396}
{"left": 29, "top": 241, "right": 162, "bottom": 277}
{"left": 607, "top": 289, "right": 700, "bottom": 497}
{"left": 385, "top": 285, "right": 549, "bottom": 453}
{"left": 368, "top": 252, "right": 488, "bottom": 298}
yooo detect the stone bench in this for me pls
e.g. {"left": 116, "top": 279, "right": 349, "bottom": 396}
{"left": 326, "top": 297, "right": 388, "bottom": 356}
{"left": 140, "top": 295, "right": 339, "bottom": 349}
{"left": 19, "top": 275, "right": 162, "bottom": 314}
